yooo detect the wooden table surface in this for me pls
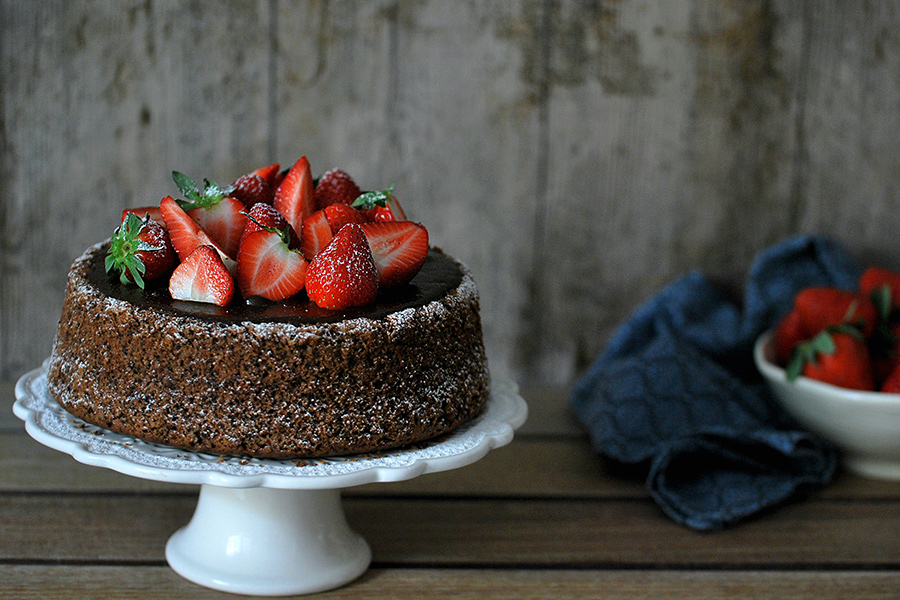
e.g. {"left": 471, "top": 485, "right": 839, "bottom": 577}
{"left": 2, "top": 382, "right": 899, "bottom": 599}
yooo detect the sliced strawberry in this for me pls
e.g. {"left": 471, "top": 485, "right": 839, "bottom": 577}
{"left": 314, "top": 168, "right": 361, "bottom": 209}
{"left": 187, "top": 196, "right": 247, "bottom": 259}
{"left": 168, "top": 245, "right": 235, "bottom": 306}
{"left": 159, "top": 196, "right": 236, "bottom": 272}
{"left": 106, "top": 213, "right": 176, "bottom": 288}
{"left": 300, "top": 209, "right": 333, "bottom": 260}
{"left": 251, "top": 162, "right": 281, "bottom": 188}
{"left": 172, "top": 171, "right": 247, "bottom": 259}
{"left": 353, "top": 187, "right": 407, "bottom": 221}
{"left": 274, "top": 157, "right": 315, "bottom": 235}
{"left": 236, "top": 227, "right": 308, "bottom": 301}
{"left": 305, "top": 224, "right": 378, "bottom": 310}
{"left": 360, "top": 221, "right": 429, "bottom": 287}
{"left": 230, "top": 173, "right": 273, "bottom": 207}
{"left": 122, "top": 206, "right": 165, "bottom": 226}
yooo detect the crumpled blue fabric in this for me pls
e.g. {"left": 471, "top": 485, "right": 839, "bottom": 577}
{"left": 569, "top": 235, "right": 860, "bottom": 530}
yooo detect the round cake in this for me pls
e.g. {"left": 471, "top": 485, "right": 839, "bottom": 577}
{"left": 47, "top": 241, "right": 490, "bottom": 459}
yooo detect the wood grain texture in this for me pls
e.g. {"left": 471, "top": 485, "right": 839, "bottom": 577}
{"left": 1, "top": 566, "right": 898, "bottom": 600}
{"left": 5, "top": 0, "right": 900, "bottom": 397}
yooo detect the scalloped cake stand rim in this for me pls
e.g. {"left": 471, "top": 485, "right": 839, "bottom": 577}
{"left": 13, "top": 361, "right": 528, "bottom": 490}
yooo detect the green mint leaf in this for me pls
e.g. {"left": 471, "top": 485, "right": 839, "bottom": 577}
{"left": 352, "top": 185, "right": 394, "bottom": 210}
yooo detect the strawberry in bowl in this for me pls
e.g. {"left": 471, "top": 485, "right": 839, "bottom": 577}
{"left": 756, "top": 266, "right": 900, "bottom": 480}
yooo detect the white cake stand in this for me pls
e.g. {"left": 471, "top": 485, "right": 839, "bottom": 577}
{"left": 13, "top": 363, "right": 527, "bottom": 596}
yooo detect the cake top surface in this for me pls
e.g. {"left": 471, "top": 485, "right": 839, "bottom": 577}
{"left": 81, "top": 242, "right": 465, "bottom": 324}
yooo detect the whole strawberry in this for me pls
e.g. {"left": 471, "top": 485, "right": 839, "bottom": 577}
{"left": 793, "top": 287, "right": 878, "bottom": 338}
{"left": 788, "top": 326, "right": 875, "bottom": 391}
{"left": 314, "top": 168, "right": 361, "bottom": 209}
{"left": 773, "top": 308, "right": 807, "bottom": 367}
{"left": 105, "top": 212, "right": 176, "bottom": 288}
{"left": 352, "top": 186, "right": 407, "bottom": 221}
{"left": 305, "top": 223, "right": 378, "bottom": 310}
{"left": 230, "top": 172, "right": 273, "bottom": 207}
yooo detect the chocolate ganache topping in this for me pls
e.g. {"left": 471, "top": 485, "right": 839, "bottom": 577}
{"left": 87, "top": 243, "right": 464, "bottom": 324}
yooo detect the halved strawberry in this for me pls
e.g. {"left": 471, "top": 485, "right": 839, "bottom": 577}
{"left": 168, "top": 245, "right": 235, "bottom": 306}
{"left": 173, "top": 171, "right": 247, "bottom": 259}
{"left": 122, "top": 206, "right": 165, "bottom": 226}
{"left": 251, "top": 162, "right": 281, "bottom": 188}
{"left": 159, "top": 196, "right": 236, "bottom": 272}
{"left": 352, "top": 186, "right": 407, "bottom": 221}
{"left": 106, "top": 213, "right": 176, "bottom": 288}
{"left": 314, "top": 168, "right": 361, "bottom": 209}
{"left": 300, "top": 209, "right": 334, "bottom": 260}
{"left": 230, "top": 173, "right": 273, "bottom": 207}
{"left": 299, "top": 204, "right": 368, "bottom": 261}
{"left": 360, "top": 221, "right": 428, "bottom": 287}
{"left": 187, "top": 197, "right": 246, "bottom": 259}
{"left": 305, "top": 224, "right": 378, "bottom": 310}
{"left": 274, "top": 157, "right": 315, "bottom": 235}
{"left": 236, "top": 225, "right": 308, "bottom": 301}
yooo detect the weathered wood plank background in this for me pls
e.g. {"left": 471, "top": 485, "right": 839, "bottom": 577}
{"left": 3, "top": 0, "right": 900, "bottom": 393}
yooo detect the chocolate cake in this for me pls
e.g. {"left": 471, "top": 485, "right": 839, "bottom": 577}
{"left": 47, "top": 241, "right": 490, "bottom": 458}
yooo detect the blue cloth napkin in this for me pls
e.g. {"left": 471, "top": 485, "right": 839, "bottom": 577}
{"left": 570, "top": 235, "right": 860, "bottom": 530}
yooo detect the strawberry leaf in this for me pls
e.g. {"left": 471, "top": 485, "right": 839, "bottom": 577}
{"left": 351, "top": 185, "right": 394, "bottom": 211}
{"left": 172, "top": 171, "right": 201, "bottom": 202}
{"left": 173, "top": 171, "right": 236, "bottom": 210}
{"left": 106, "top": 213, "right": 149, "bottom": 288}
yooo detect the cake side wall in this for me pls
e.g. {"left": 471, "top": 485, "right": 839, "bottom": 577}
{"left": 47, "top": 246, "right": 490, "bottom": 458}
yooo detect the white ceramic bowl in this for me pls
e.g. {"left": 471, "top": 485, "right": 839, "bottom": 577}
{"left": 755, "top": 330, "right": 900, "bottom": 480}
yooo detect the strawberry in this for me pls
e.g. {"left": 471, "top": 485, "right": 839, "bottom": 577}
{"left": 230, "top": 173, "right": 273, "bottom": 207}
{"left": 881, "top": 362, "right": 900, "bottom": 393}
{"left": 793, "top": 287, "right": 878, "bottom": 338}
{"left": 168, "top": 245, "right": 235, "bottom": 306}
{"left": 251, "top": 162, "right": 281, "bottom": 188}
{"left": 173, "top": 171, "right": 247, "bottom": 259}
{"left": 360, "top": 221, "right": 429, "bottom": 287}
{"left": 300, "top": 209, "right": 333, "bottom": 260}
{"left": 324, "top": 203, "right": 367, "bottom": 230}
{"left": 105, "top": 213, "right": 176, "bottom": 288}
{"left": 122, "top": 206, "right": 165, "bottom": 226}
{"left": 314, "top": 168, "right": 361, "bottom": 209}
{"left": 159, "top": 196, "right": 236, "bottom": 272}
{"left": 299, "top": 204, "right": 367, "bottom": 261}
{"left": 860, "top": 266, "right": 900, "bottom": 309}
{"left": 772, "top": 308, "right": 807, "bottom": 367}
{"left": 789, "top": 326, "right": 875, "bottom": 391}
{"left": 274, "top": 157, "right": 315, "bottom": 235}
{"left": 239, "top": 202, "right": 292, "bottom": 249}
{"left": 352, "top": 186, "right": 407, "bottom": 221}
{"left": 305, "top": 223, "right": 378, "bottom": 310}
{"left": 236, "top": 224, "right": 308, "bottom": 301}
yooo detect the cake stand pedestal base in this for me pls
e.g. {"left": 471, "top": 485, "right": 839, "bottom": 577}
{"left": 165, "top": 485, "right": 370, "bottom": 596}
